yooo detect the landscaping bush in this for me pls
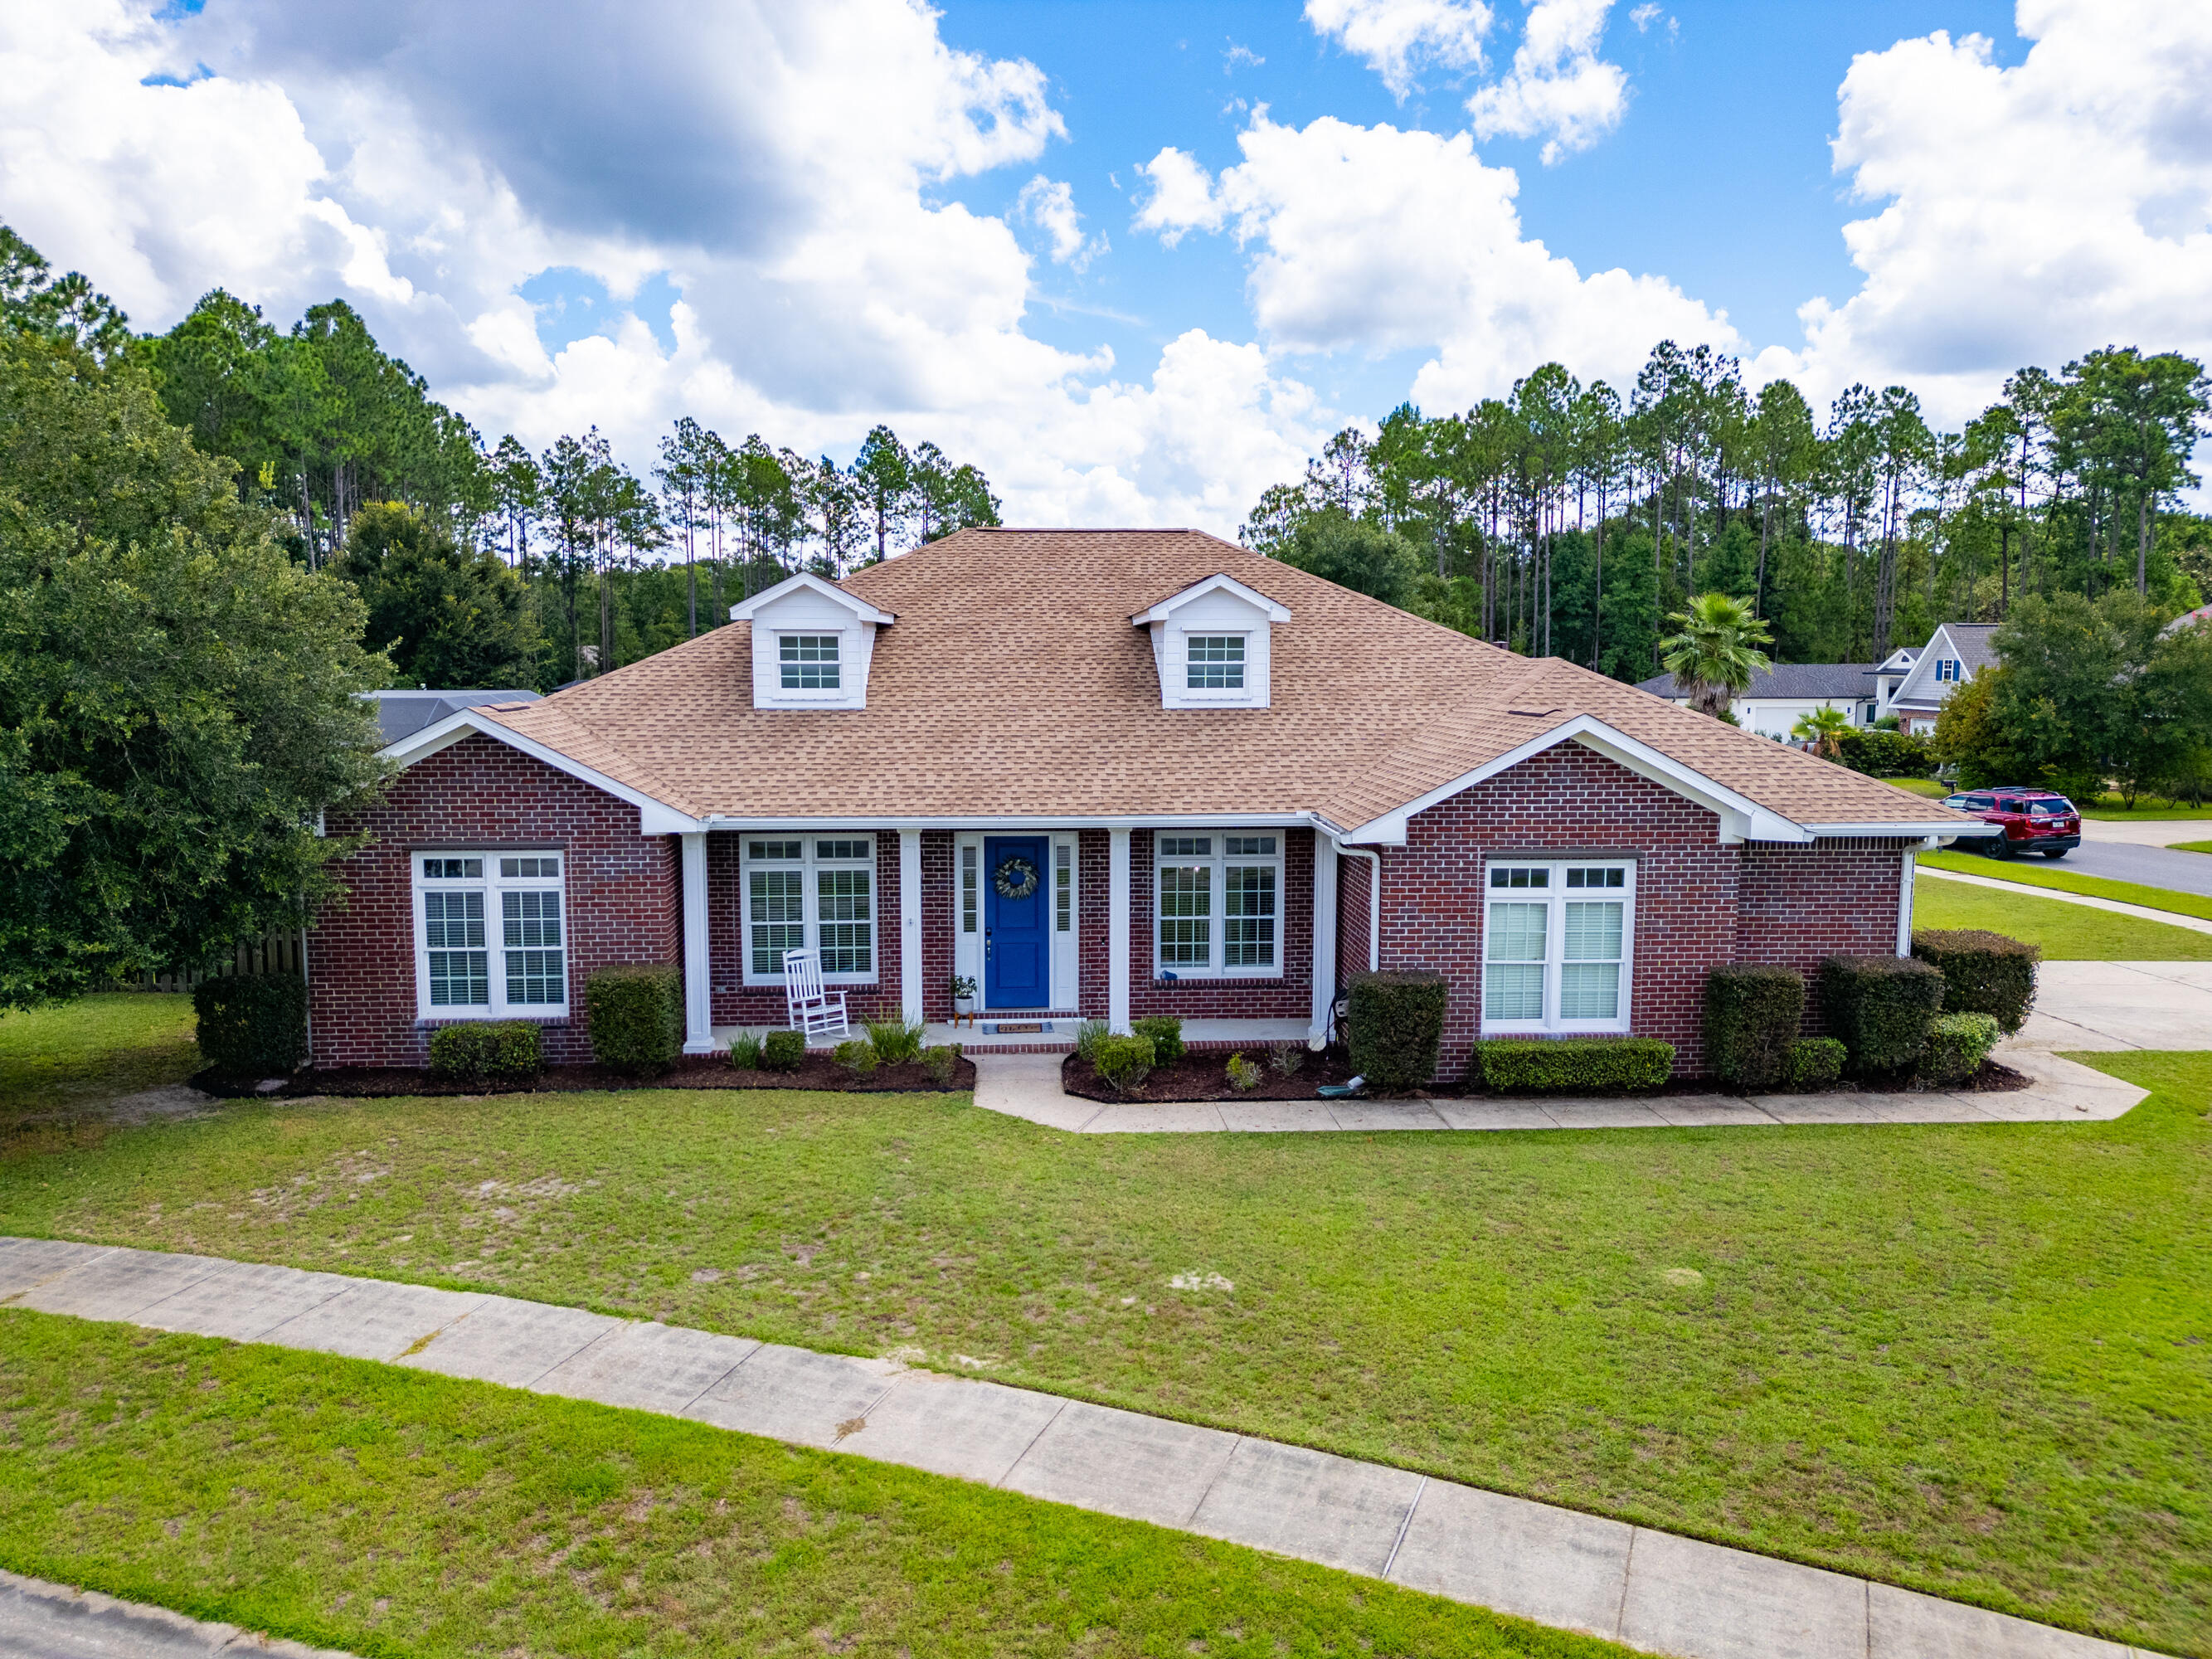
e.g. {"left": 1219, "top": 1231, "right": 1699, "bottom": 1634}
{"left": 1269, "top": 1041, "right": 1305, "bottom": 1076}
{"left": 921, "top": 1044, "right": 961, "bottom": 1087}
{"left": 192, "top": 973, "right": 307, "bottom": 1076}
{"left": 1922, "top": 1012, "right": 2001, "bottom": 1084}
{"left": 1225, "top": 1051, "right": 1262, "bottom": 1091}
{"left": 583, "top": 965, "right": 683, "bottom": 1075}
{"left": 761, "top": 1029, "right": 805, "bottom": 1072}
{"left": 1912, "top": 928, "right": 2039, "bottom": 1034}
{"left": 427, "top": 1020, "right": 541, "bottom": 1086}
{"left": 1467, "top": 1037, "right": 1675, "bottom": 1093}
{"left": 1091, "top": 1033, "right": 1156, "bottom": 1093}
{"left": 864, "top": 1015, "right": 925, "bottom": 1065}
{"left": 1345, "top": 971, "right": 1447, "bottom": 1093}
{"left": 834, "top": 1038, "right": 878, "bottom": 1076}
{"left": 727, "top": 1034, "right": 764, "bottom": 1069}
{"left": 1817, "top": 954, "right": 1946, "bottom": 1073}
{"left": 1835, "top": 727, "right": 1937, "bottom": 779}
{"left": 1788, "top": 1038, "right": 1846, "bottom": 1089}
{"left": 1073, "top": 1019, "right": 1111, "bottom": 1062}
{"left": 1703, "top": 965, "right": 1806, "bottom": 1090}
{"left": 1132, "top": 1015, "right": 1185, "bottom": 1064}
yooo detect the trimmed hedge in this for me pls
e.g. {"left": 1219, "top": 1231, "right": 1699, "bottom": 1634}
{"left": 428, "top": 1020, "right": 542, "bottom": 1086}
{"left": 1132, "top": 1015, "right": 1185, "bottom": 1065}
{"left": 1468, "top": 1037, "right": 1675, "bottom": 1094}
{"left": 1817, "top": 954, "right": 1946, "bottom": 1073}
{"left": 583, "top": 965, "right": 683, "bottom": 1075}
{"left": 1788, "top": 1038, "right": 1846, "bottom": 1089}
{"left": 1092, "top": 1033, "right": 1156, "bottom": 1092}
{"left": 1703, "top": 965, "right": 1805, "bottom": 1091}
{"left": 1923, "top": 1012, "right": 2001, "bottom": 1084}
{"left": 192, "top": 973, "right": 307, "bottom": 1077}
{"left": 1912, "top": 928, "right": 2039, "bottom": 1034}
{"left": 1835, "top": 727, "right": 1937, "bottom": 778}
{"left": 1345, "top": 971, "right": 1447, "bottom": 1093}
{"left": 761, "top": 1029, "right": 805, "bottom": 1072}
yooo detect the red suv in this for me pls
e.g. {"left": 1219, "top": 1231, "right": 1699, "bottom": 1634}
{"left": 1939, "top": 788, "right": 2081, "bottom": 859}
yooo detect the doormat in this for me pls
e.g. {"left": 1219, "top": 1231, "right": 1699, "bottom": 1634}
{"left": 989, "top": 1022, "right": 1048, "bottom": 1034}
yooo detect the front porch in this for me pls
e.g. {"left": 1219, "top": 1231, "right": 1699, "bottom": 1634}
{"left": 710, "top": 1016, "right": 1315, "bottom": 1055}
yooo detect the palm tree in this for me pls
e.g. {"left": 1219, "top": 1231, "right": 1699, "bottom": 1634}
{"left": 1792, "top": 704, "right": 1852, "bottom": 759}
{"left": 1659, "top": 592, "right": 1774, "bottom": 719}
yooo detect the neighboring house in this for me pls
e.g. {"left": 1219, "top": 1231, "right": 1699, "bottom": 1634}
{"left": 314, "top": 530, "right": 1984, "bottom": 1082}
{"left": 1867, "top": 646, "right": 1919, "bottom": 723}
{"left": 1887, "top": 624, "right": 1999, "bottom": 734}
{"left": 2161, "top": 601, "right": 2212, "bottom": 638}
{"left": 361, "top": 688, "right": 542, "bottom": 746}
{"left": 1634, "top": 663, "right": 1884, "bottom": 742}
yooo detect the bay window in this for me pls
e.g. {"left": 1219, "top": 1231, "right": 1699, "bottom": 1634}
{"left": 1154, "top": 831, "right": 1281, "bottom": 977}
{"left": 413, "top": 851, "right": 567, "bottom": 1019}
{"left": 744, "top": 836, "right": 877, "bottom": 983}
{"left": 1480, "top": 859, "right": 1635, "bottom": 1033}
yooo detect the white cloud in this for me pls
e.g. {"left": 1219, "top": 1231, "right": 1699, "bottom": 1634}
{"left": 1137, "top": 114, "right": 1738, "bottom": 404}
{"left": 1770, "top": 0, "right": 2212, "bottom": 424}
{"left": 1014, "top": 175, "right": 1102, "bottom": 270}
{"left": 1133, "top": 148, "right": 1228, "bottom": 246}
{"left": 1304, "top": 0, "right": 1494, "bottom": 98}
{"left": 1224, "top": 41, "right": 1266, "bottom": 72}
{"left": 1465, "top": 1, "right": 1628, "bottom": 165}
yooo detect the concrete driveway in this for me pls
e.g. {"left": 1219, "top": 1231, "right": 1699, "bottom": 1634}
{"left": 2011, "top": 961, "right": 2212, "bottom": 1051}
{"left": 2082, "top": 817, "right": 2211, "bottom": 848}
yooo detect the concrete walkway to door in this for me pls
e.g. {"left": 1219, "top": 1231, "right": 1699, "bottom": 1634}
{"left": 0, "top": 1238, "right": 2151, "bottom": 1659}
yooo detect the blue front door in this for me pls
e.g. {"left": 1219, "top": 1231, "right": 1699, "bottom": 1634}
{"left": 984, "top": 836, "right": 1050, "bottom": 1008}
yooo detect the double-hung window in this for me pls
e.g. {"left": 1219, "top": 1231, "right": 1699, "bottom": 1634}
{"left": 1480, "top": 859, "right": 1634, "bottom": 1033}
{"left": 1186, "top": 635, "right": 1246, "bottom": 690}
{"left": 414, "top": 851, "right": 567, "bottom": 1019}
{"left": 779, "top": 635, "right": 840, "bottom": 690}
{"left": 1154, "top": 832, "right": 1281, "bottom": 977}
{"left": 744, "top": 836, "right": 876, "bottom": 983}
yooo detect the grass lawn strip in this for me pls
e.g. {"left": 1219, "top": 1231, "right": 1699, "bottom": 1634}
{"left": 1919, "top": 849, "right": 2212, "bottom": 923}
{"left": 2174, "top": 840, "right": 2212, "bottom": 855}
{"left": 0, "top": 994, "right": 197, "bottom": 1126}
{"left": 3, "top": 1054, "right": 2207, "bottom": 1651}
{"left": 1911, "top": 873, "right": 2212, "bottom": 959}
{"left": 0, "top": 1312, "right": 1620, "bottom": 1659}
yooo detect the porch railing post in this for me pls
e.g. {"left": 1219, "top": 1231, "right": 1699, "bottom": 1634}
{"left": 1108, "top": 828, "right": 1131, "bottom": 1034}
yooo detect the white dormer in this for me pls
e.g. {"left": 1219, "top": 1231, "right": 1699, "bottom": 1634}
{"left": 1130, "top": 573, "right": 1291, "bottom": 710}
{"left": 730, "top": 573, "right": 895, "bottom": 710}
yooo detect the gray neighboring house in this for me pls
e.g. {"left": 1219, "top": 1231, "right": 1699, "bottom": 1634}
{"left": 1886, "top": 623, "right": 2001, "bottom": 734}
{"left": 1634, "top": 662, "right": 1884, "bottom": 742}
{"left": 360, "top": 688, "right": 541, "bottom": 746}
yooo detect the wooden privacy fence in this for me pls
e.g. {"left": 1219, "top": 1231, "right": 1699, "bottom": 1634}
{"left": 137, "top": 930, "right": 307, "bottom": 994}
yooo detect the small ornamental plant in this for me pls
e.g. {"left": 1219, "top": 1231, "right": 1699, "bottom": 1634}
{"left": 834, "top": 1038, "right": 878, "bottom": 1076}
{"left": 1091, "top": 1033, "right": 1157, "bottom": 1094}
{"left": 727, "top": 1033, "right": 764, "bottom": 1070}
{"left": 1225, "top": 1051, "right": 1262, "bottom": 1091}
{"left": 921, "top": 1044, "right": 961, "bottom": 1087}
{"left": 1268, "top": 1041, "right": 1305, "bottom": 1076}
{"left": 761, "top": 1029, "right": 805, "bottom": 1072}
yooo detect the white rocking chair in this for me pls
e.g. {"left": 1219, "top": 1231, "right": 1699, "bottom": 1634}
{"left": 782, "top": 947, "right": 849, "bottom": 1041}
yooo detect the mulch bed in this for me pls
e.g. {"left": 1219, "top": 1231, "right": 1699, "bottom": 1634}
{"left": 1062, "top": 1051, "right": 2030, "bottom": 1105}
{"left": 192, "top": 1052, "right": 978, "bottom": 1100}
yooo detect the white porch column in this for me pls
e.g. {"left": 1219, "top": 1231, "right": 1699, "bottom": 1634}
{"left": 1896, "top": 840, "right": 1919, "bottom": 956}
{"left": 1310, "top": 832, "right": 1338, "bottom": 1044}
{"left": 899, "top": 829, "right": 923, "bottom": 1024}
{"left": 1108, "top": 828, "right": 1132, "bottom": 1034}
{"left": 680, "top": 830, "right": 714, "bottom": 1053}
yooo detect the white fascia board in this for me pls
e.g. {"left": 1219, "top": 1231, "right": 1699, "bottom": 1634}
{"left": 728, "top": 571, "right": 895, "bottom": 625}
{"left": 1802, "top": 820, "right": 2000, "bottom": 839}
{"left": 378, "top": 708, "right": 704, "bottom": 835}
{"left": 1339, "top": 716, "right": 1813, "bottom": 847}
{"left": 1129, "top": 572, "right": 1291, "bottom": 626}
{"left": 703, "top": 811, "right": 1316, "bottom": 832}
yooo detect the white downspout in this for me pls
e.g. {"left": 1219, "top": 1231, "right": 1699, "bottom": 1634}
{"left": 1342, "top": 845, "right": 1382, "bottom": 974}
{"left": 1896, "top": 838, "right": 1927, "bottom": 956}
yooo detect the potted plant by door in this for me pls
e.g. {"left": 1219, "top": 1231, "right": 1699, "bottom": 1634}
{"left": 950, "top": 974, "right": 978, "bottom": 1024}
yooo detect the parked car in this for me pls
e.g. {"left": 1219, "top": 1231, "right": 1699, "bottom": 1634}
{"left": 1939, "top": 788, "right": 2081, "bottom": 858}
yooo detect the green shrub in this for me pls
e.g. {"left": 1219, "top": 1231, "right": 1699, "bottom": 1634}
{"left": 728, "top": 1034, "right": 764, "bottom": 1069}
{"left": 1268, "top": 1041, "right": 1305, "bottom": 1076}
{"left": 865, "top": 1015, "right": 925, "bottom": 1065}
{"left": 1817, "top": 954, "right": 1946, "bottom": 1073}
{"left": 1702, "top": 964, "right": 1805, "bottom": 1091}
{"left": 1091, "top": 1033, "right": 1156, "bottom": 1093}
{"left": 1225, "top": 1051, "right": 1262, "bottom": 1091}
{"left": 1835, "top": 727, "right": 1937, "bottom": 778}
{"left": 1923, "top": 1012, "right": 2001, "bottom": 1084}
{"left": 1467, "top": 1037, "right": 1675, "bottom": 1093}
{"left": 1132, "top": 1015, "right": 1185, "bottom": 1064}
{"left": 192, "top": 973, "right": 307, "bottom": 1076}
{"left": 583, "top": 965, "right": 683, "bottom": 1075}
{"left": 834, "top": 1038, "right": 878, "bottom": 1076}
{"left": 1912, "top": 928, "right": 2039, "bottom": 1034}
{"left": 1345, "top": 971, "right": 1447, "bottom": 1093}
{"left": 1073, "top": 1019, "right": 1111, "bottom": 1061}
{"left": 1788, "top": 1038, "right": 1846, "bottom": 1089}
{"left": 761, "top": 1029, "right": 805, "bottom": 1072}
{"left": 428, "top": 1020, "right": 541, "bottom": 1086}
{"left": 921, "top": 1044, "right": 961, "bottom": 1087}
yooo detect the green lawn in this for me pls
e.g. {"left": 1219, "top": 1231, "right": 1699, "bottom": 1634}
{"left": 4, "top": 1056, "right": 2208, "bottom": 1652}
{"left": 0, "top": 1313, "right": 1613, "bottom": 1659}
{"left": 2078, "top": 800, "right": 2212, "bottom": 821}
{"left": 1913, "top": 871, "right": 2212, "bottom": 959}
{"left": 2175, "top": 841, "right": 2212, "bottom": 856}
{"left": 1878, "top": 776, "right": 1948, "bottom": 798}
{"left": 0, "top": 993, "right": 197, "bottom": 1126}
{"left": 1919, "top": 849, "right": 2212, "bottom": 923}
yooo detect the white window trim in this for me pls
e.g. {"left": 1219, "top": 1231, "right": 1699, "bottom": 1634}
{"left": 1479, "top": 858, "right": 1636, "bottom": 1035}
{"left": 411, "top": 848, "right": 569, "bottom": 1021}
{"left": 741, "top": 834, "right": 880, "bottom": 986}
{"left": 1152, "top": 830, "right": 1285, "bottom": 981}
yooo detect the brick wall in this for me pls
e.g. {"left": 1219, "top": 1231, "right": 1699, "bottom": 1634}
{"left": 1336, "top": 850, "right": 1372, "bottom": 990}
{"left": 310, "top": 734, "right": 679, "bottom": 1067}
{"left": 1078, "top": 830, "right": 1111, "bottom": 1018}
{"left": 1130, "top": 826, "right": 1314, "bottom": 1019}
{"left": 1736, "top": 839, "right": 1910, "bottom": 1034}
{"left": 707, "top": 830, "right": 907, "bottom": 1029}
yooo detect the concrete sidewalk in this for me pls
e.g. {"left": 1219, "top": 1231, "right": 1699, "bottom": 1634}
{"left": 2010, "top": 961, "right": 2212, "bottom": 1052}
{"left": 972, "top": 1047, "right": 2147, "bottom": 1135}
{"left": 0, "top": 1238, "right": 2151, "bottom": 1659}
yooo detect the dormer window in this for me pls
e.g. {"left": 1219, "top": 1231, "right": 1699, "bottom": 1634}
{"left": 1132, "top": 574, "right": 1291, "bottom": 710}
{"left": 780, "top": 635, "right": 841, "bottom": 690}
{"left": 732, "top": 573, "right": 893, "bottom": 710}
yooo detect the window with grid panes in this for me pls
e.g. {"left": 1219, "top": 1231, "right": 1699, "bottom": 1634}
{"left": 778, "top": 635, "right": 840, "bottom": 689}
{"left": 1153, "top": 831, "right": 1281, "bottom": 976}
{"left": 1480, "top": 860, "right": 1632, "bottom": 1032}
{"left": 415, "top": 852, "right": 565, "bottom": 1016}
{"left": 743, "top": 836, "right": 875, "bottom": 982}
{"left": 1185, "top": 635, "right": 1245, "bottom": 689}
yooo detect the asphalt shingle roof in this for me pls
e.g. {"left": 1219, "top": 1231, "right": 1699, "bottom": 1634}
{"left": 1634, "top": 663, "right": 1879, "bottom": 703}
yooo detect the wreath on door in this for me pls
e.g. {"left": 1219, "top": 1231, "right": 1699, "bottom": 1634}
{"left": 993, "top": 855, "right": 1039, "bottom": 900}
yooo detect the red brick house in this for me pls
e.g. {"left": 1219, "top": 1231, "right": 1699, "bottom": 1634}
{"left": 314, "top": 529, "right": 1987, "bottom": 1079}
